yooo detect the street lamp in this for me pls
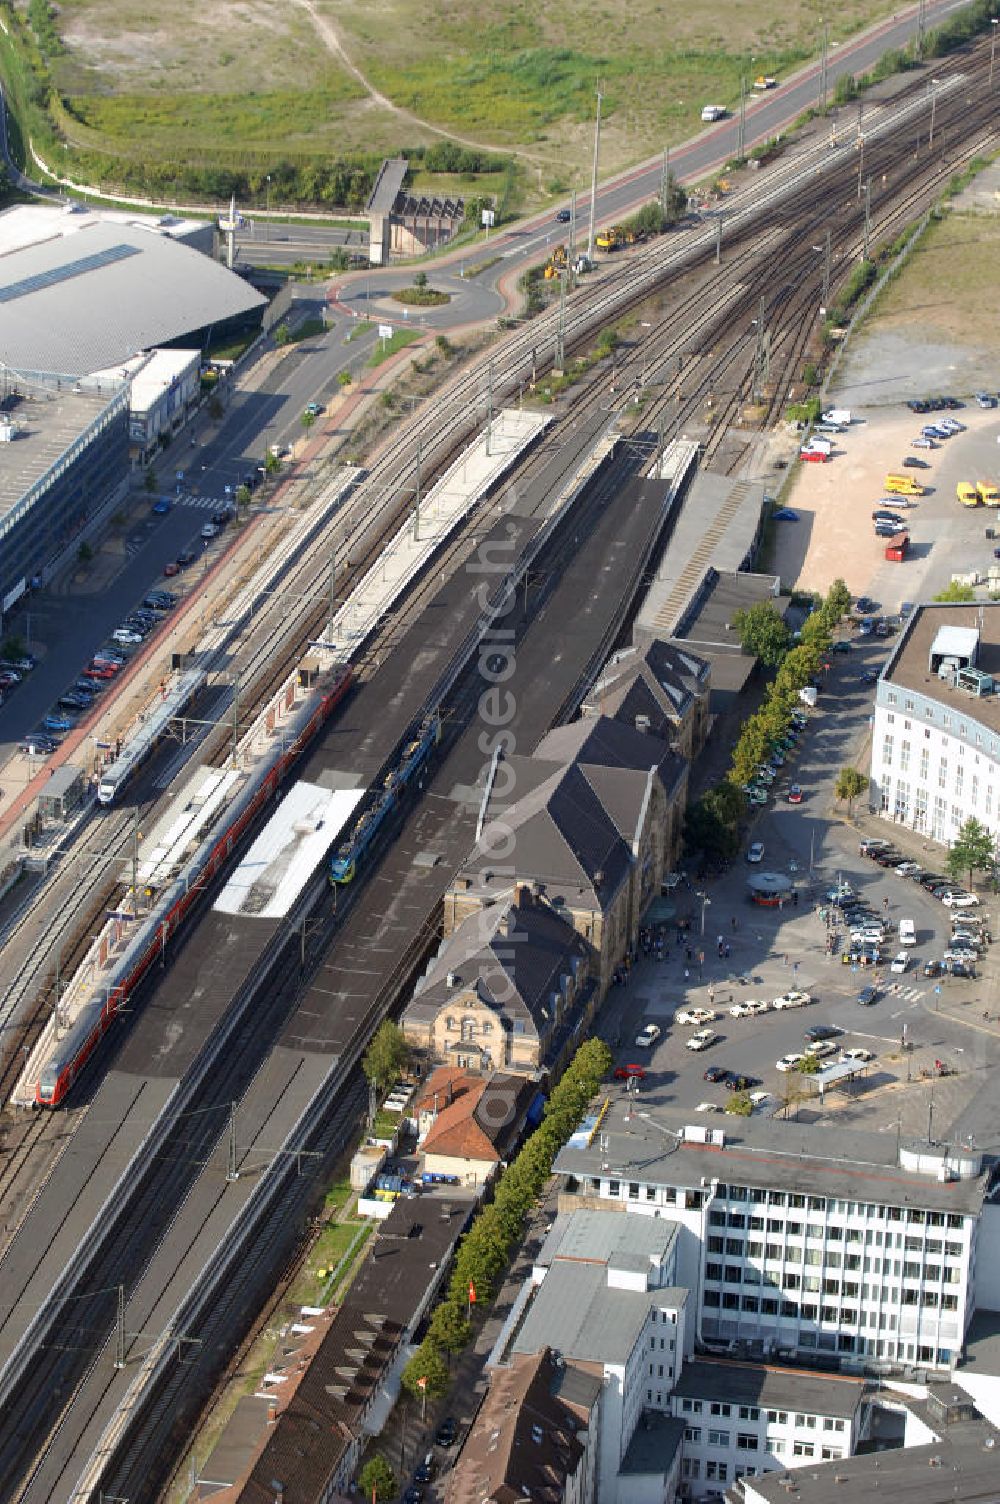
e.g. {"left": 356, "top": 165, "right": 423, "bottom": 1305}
{"left": 697, "top": 891, "right": 711, "bottom": 936}
{"left": 991, "top": 19, "right": 999, "bottom": 87}
{"left": 264, "top": 174, "right": 271, "bottom": 243}
{"left": 929, "top": 79, "right": 940, "bottom": 148}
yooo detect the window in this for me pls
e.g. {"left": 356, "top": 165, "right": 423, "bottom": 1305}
{"left": 706, "top": 1461, "right": 728, "bottom": 1482}
{"left": 684, "top": 1426, "right": 702, "bottom": 1443}
{"left": 706, "top": 1262, "right": 722, "bottom": 1281}
{"left": 793, "top": 1441, "right": 815, "bottom": 1458}
{"left": 682, "top": 1399, "right": 703, "bottom": 1415}
{"left": 882, "top": 735, "right": 894, "bottom": 766}
{"left": 708, "top": 1236, "right": 724, "bottom": 1253}
{"left": 729, "top": 1212, "right": 746, "bottom": 1229}
{"left": 822, "top": 1447, "right": 843, "bottom": 1461}
{"left": 807, "top": 1223, "right": 824, "bottom": 1238}
{"left": 708, "top": 1428, "right": 730, "bottom": 1446}
{"left": 738, "top": 1433, "right": 759, "bottom": 1451}
{"left": 742, "top": 1295, "right": 759, "bottom": 1312}
{"left": 710, "top": 1210, "right": 727, "bottom": 1227}
{"left": 682, "top": 1458, "right": 701, "bottom": 1480}
{"left": 726, "top": 1238, "right": 744, "bottom": 1256}
{"left": 628, "top": 1182, "right": 640, "bottom": 1200}
{"left": 900, "top": 740, "right": 911, "bottom": 773}
{"left": 938, "top": 759, "right": 948, "bottom": 789}
{"left": 739, "top": 1406, "right": 760, "bottom": 1421}
{"left": 766, "top": 1243, "right": 782, "bottom": 1260}
{"left": 711, "top": 1403, "right": 732, "bottom": 1417}
{"left": 725, "top": 1265, "right": 743, "bottom": 1284}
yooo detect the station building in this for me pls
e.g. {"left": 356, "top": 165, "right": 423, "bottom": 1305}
{"left": 870, "top": 603, "right": 1000, "bottom": 845}
{"left": 0, "top": 206, "right": 266, "bottom": 615}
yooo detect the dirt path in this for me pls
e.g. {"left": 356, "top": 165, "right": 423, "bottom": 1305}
{"left": 290, "top": 0, "right": 546, "bottom": 164}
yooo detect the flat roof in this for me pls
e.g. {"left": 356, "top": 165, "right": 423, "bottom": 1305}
{"left": 214, "top": 782, "right": 364, "bottom": 919}
{"left": 512, "top": 1261, "right": 659, "bottom": 1366}
{"left": 673, "top": 1358, "right": 864, "bottom": 1419}
{"left": 745, "top": 1413, "right": 1000, "bottom": 1504}
{"left": 0, "top": 220, "right": 265, "bottom": 377}
{"left": 883, "top": 604, "right": 1000, "bottom": 737}
{"left": 619, "top": 1410, "right": 686, "bottom": 1475}
{"left": 0, "top": 382, "right": 119, "bottom": 519}
{"left": 538, "top": 1206, "right": 678, "bottom": 1269}
{"left": 0, "top": 201, "right": 208, "bottom": 257}
{"left": 553, "top": 1098, "right": 990, "bottom": 1216}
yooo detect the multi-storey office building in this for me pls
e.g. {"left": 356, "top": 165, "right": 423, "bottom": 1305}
{"left": 553, "top": 1102, "right": 994, "bottom": 1372}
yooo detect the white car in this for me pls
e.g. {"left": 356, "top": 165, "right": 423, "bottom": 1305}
{"left": 676, "top": 1006, "right": 718, "bottom": 1026}
{"left": 635, "top": 1024, "right": 661, "bottom": 1049}
{"left": 686, "top": 1028, "right": 719, "bottom": 1052}
{"left": 806, "top": 1040, "right": 838, "bottom": 1060}
{"left": 746, "top": 842, "right": 765, "bottom": 863}
{"left": 890, "top": 952, "right": 909, "bottom": 974}
{"left": 730, "top": 999, "right": 770, "bottom": 1018}
{"left": 772, "top": 991, "right": 811, "bottom": 1010}
{"left": 776, "top": 1053, "right": 805, "bottom": 1072}
{"left": 911, "top": 436, "right": 935, "bottom": 449}
{"left": 895, "top": 862, "right": 920, "bottom": 877}
{"left": 942, "top": 891, "right": 979, "bottom": 908}
{"left": 749, "top": 1090, "right": 771, "bottom": 1109}
{"left": 111, "top": 628, "right": 143, "bottom": 645}
{"left": 201, "top": 521, "right": 220, "bottom": 539}
{"left": 696, "top": 1101, "right": 722, "bottom": 1113}
{"left": 840, "top": 1047, "right": 874, "bottom": 1064}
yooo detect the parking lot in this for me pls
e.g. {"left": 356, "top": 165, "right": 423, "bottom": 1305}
{"left": 599, "top": 648, "right": 1000, "bottom": 1139}
{"left": 774, "top": 398, "right": 1000, "bottom": 611}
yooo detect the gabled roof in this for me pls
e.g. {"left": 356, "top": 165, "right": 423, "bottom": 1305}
{"left": 444, "top": 1348, "right": 590, "bottom": 1504}
{"left": 404, "top": 889, "right": 591, "bottom": 1040}
{"left": 465, "top": 756, "right": 632, "bottom": 908}
{"left": 414, "top": 1065, "right": 482, "bottom": 1116}
{"left": 422, "top": 1073, "right": 537, "bottom": 1163}
{"left": 534, "top": 714, "right": 686, "bottom": 812}
{"left": 584, "top": 640, "right": 709, "bottom": 733}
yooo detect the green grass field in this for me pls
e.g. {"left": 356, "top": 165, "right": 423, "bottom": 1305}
{"left": 23, "top": 0, "right": 904, "bottom": 201}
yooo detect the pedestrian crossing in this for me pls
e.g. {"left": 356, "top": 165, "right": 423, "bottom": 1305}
{"left": 888, "top": 983, "right": 927, "bottom": 1003}
{"left": 177, "top": 494, "right": 235, "bottom": 512}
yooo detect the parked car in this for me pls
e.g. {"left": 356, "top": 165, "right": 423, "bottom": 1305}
{"left": 841, "top": 1047, "right": 875, "bottom": 1063}
{"left": 746, "top": 841, "right": 765, "bottom": 863}
{"left": 152, "top": 497, "right": 172, "bottom": 515}
{"left": 942, "top": 891, "right": 979, "bottom": 908}
{"left": 676, "top": 1006, "right": 718, "bottom": 1026}
{"left": 902, "top": 457, "right": 929, "bottom": 468}
{"left": 730, "top": 999, "right": 770, "bottom": 1017}
{"left": 776, "top": 1053, "right": 805, "bottom": 1072}
{"left": 772, "top": 991, "right": 811, "bottom": 1009}
{"left": 20, "top": 735, "right": 56, "bottom": 755}
{"left": 890, "top": 952, "right": 909, "bottom": 974}
{"left": 635, "top": 1024, "right": 662, "bottom": 1049}
{"left": 163, "top": 560, "right": 182, "bottom": 577}
{"left": 686, "top": 1028, "right": 719, "bottom": 1052}
{"left": 614, "top": 1063, "right": 646, "bottom": 1081}
{"left": 42, "top": 712, "right": 73, "bottom": 732}
{"left": 807, "top": 1040, "right": 838, "bottom": 1060}
{"left": 857, "top": 985, "right": 881, "bottom": 1006}
{"left": 703, "top": 1064, "right": 730, "bottom": 1083}
{"left": 787, "top": 784, "right": 804, "bottom": 803}
{"left": 112, "top": 628, "right": 143, "bottom": 645}
{"left": 435, "top": 1417, "right": 457, "bottom": 1448}
{"left": 200, "top": 522, "right": 220, "bottom": 540}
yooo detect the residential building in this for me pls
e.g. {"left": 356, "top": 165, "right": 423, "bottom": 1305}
{"left": 444, "top": 1347, "right": 601, "bottom": 1504}
{"left": 552, "top": 1099, "right": 993, "bottom": 1372}
{"left": 446, "top": 715, "right": 679, "bottom": 997}
{"left": 582, "top": 639, "right": 711, "bottom": 762}
{"left": 401, "top": 884, "right": 596, "bottom": 1074}
{"left": 417, "top": 1070, "right": 543, "bottom": 1187}
{"left": 231, "top": 1196, "right": 471, "bottom": 1504}
{"left": 670, "top": 1357, "right": 863, "bottom": 1498}
{"left": 871, "top": 604, "right": 1000, "bottom": 845}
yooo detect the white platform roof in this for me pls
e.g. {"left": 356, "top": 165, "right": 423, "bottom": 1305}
{"left": 213, "top": 781, "right": 364, "bottom": 920}
{"left": 931, "top": 625, "right": 979, "bottom": 662}
{"left": 0, "top": 219, "right": 265, "bottom": 377}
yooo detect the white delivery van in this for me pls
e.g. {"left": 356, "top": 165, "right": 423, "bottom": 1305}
{"left": 701, "top": 105, "right": 727, "bottom": 122}
{"left": 898, "top": 919, "right": 916, "bottom": 946}
{"left": 822, "top": 408, "right": 852, "bottom": 426}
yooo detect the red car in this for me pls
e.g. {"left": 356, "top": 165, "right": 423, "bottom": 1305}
{"left": 614, "top": 1064, "right": 646, "bottom": 1081}
{"left": 84, "top": 663, "right": 117, "bottom": 680}
{"left": 787, "top": 785, "right": 804, "bottom": 804}
{"left": 163, "top": 560, "right": 181, "bottom": 577}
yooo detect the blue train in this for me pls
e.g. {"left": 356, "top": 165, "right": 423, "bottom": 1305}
{"left": 329, "top": 709, "right": 442, "bottom": 884}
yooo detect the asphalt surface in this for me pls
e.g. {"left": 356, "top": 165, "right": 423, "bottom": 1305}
{"left": 599, "top": 634, "right": 1000, "bottom": 1134}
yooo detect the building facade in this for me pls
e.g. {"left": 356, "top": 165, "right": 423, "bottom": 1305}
{"left": 871, "top": 605, "right": 1000, "bottom": 846}
{"left": 553, "top": 1104, "right": 991, "bottom": 1374}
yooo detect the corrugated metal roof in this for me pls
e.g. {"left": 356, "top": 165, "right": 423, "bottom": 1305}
{"left": 0, "top": 221, "right": 266, "bottom": 377}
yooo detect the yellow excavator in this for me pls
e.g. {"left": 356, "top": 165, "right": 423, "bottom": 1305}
{"left": 543, "top": 243, "right": 568, "bottom": 278}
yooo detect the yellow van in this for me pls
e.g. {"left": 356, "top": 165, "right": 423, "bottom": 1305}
{"left": 884, "top": 474, "right": 923, "bottom": 496}
{"left": 977, "top": 480, "right": 999, "bottom": 504}
{"left": 957, "top": 482, "right": 980, "bottom": 507}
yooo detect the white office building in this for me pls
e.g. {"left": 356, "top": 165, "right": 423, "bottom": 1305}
{"left": 670, "top": 1357, "right": 864, "bottom": 1498}
{"left": 870, "top": 604, "right": 1000, "bottom": 845}
{"left": 552, "top": 1101, "right": 995, "bottom": 1373}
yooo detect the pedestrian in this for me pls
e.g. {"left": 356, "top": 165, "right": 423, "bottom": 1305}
{"left": 686, "top": 946, "right": 693, "bottom": 963}
{"left": 793, "top": 891, "right": 799, "bottom": 909}
{"left": 708, "top": 984, "right": 716, "bottom": 1003}
{"left": 684, "top": 967, "right": 690, "bottom": 982}
{"left": 724, "top": 942, "right": 731, "bottom": 960}
{"left": 783, "top": 953, "right": 789, "bottom": 967}
{"left": 731, "top": 916, "right": 738, "bottom": 931}
{"left": 718, "top": 942, "right": 724, "bottom": 959}
{"left": 717, "top": 934, "right": 724, "bottom": 949}
{"left": 883, "top": 896, "right": 889, "bottom": 912}
{"left": 793, "top": 960, "right": 800, "bottom": 976}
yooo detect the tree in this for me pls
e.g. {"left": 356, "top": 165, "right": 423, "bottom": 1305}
{"left": 835, "top": 766, "right": 868, "bottom": 815}
{"left": 934, "top": 580, "right": 975, "bottom": 603}
{"left": 362, "top": 1019, "right": 409, "bottom": 1090}
{"left": 235, "top": 483, "right": 252, "bottom": 512}
{"left": 732, "top": 601, "right": 791, "bottom": 668}
{"left": 144, "top": 466, "right": 157, "bottom": 493}
{"left": 413, "top": 270, "right": 428, "bottom": 288}
{"left": 337, "top": 369, "right": 352, "bottom": 387}
{"left": 725, "top": 1090, "right": 752, "bottom": 1116}
{"left": 274, "top": 322, "right": 291, "bottom": 347}
{"left": 301, "top": 409, "right": 316, "bottom": 433}
{"left": 264, "top": 450, "right": 282, "bottom": 476}
{"left": 402, "top": 1340, "right": 449, "bottom": 1400}
{"left": 798, "top": 1054, "right": 820, "bottom": 1075}
{"left": 428, "top": 1300, "right": 472, "bottom": 1356}
{"left": 824, "top": 578, "right": 852, "bottom": 622}
{"left": 358, "top": 1453, "right": 396, "bottom": 1502}
{"left": 685, "top": 781, "right": 744, "bottom": 861}
{"left": 947, "top": 817, "right": 995, "bottom": 891}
